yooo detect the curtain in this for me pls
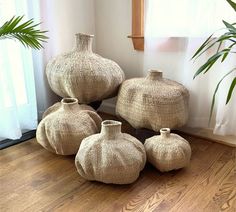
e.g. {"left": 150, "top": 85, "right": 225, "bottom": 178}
{"left": 144, "top": 0, "right": 236, "bottom": 136}
{"left": 0, "top": 0, "right": 37, "bottom": 140}
{"left": 146, "top": 0, "right": 236, "bottom": 37}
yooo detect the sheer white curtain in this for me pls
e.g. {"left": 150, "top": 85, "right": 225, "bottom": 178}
{"left": 144, "top": 0, "right": 236, "bottom": 136}
{"left": 0, "top": 0, "right": 37, "bottom": 140}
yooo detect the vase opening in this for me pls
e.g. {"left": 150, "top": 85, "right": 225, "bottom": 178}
{"left": 62, "top": 98, "right": 78, "bottom": 104}
{"left": 147, "top": 70, "right": 163, "bottom": 80}
{"left": 101, "top": 120, "right": 122, "bottom": 139}
{"left": 75, "top": 33, "right": 94, "bottom": 52}
{"left": 61, "top": 98, "right": 78, "bottom": 110}
{"left": 160, "top": 128, "right": 171, "bottom": 138}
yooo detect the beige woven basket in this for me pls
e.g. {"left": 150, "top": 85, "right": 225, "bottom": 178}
{"left": 75, "top": 120, "right": 146, "bottom": 184}
{"left": 36, "top": 98, "right": 102, "bottom": 155}
{"left": 144, "top": 128, "right": 191, "bottom": 172}
{"left": 46, "top": 33, "right": 125, "bottom": 103}
{"left": 116, "top": 70, "right": 189, "bottom": 131}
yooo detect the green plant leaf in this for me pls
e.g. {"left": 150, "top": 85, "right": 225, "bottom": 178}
{"left": 217, "top": 34, "right": 236, "bottom": 42}
{"left": 217, "top": 40, "right": 223, "bottom": 53}
{"left": 191, "top": 33, "right": 214, "bottom": 60}
{"left": 192, "top": 38, "right": 218, "bottom": 61}
{"left": 226, "top": 77, "right": 236, "bottom": 104}
{"left": 0, "top": 15, "right": 48, "bottom": 49}
{"left": 221, "top": 42, "right": 236, "bottom": 62}
{"left": 203, "top": 60, "right": 217, "bottom": 74}
{"left": 226, "top": 0, "right": 236, "bottom": 12}
{"left": 193, "top": 49, "right": 229, "bottom": 79}
{"left": 191, "top": 32, "right": 236, "bottom": 61}
{"left": 209, "top": 68, "right": 236, "bottom": 124}
{"left": 223, "top": 20, "right": 236, "bottom": 33}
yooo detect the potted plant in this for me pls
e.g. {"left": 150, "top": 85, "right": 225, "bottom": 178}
{"left": 192, "top": 0, "right": 236, "bottom": 121}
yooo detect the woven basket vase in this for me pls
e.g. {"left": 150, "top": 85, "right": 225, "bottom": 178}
{"left": 116, "top": 70, "right": 189, "bottom": 131}
{"left": 46, "top": 33, "right": 125, "bottom": 104}
{"left": 36, "top": 98, "right": 102, "bottom": 155}
{"left": 144, "top": 128, "right": 191, "bottom": 172}
{"left": 75, "top": 120, "right": 146, "bottom": 184}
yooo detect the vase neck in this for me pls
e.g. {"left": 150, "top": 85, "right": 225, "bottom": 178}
{"left": 160, "top": 128, "right": 171, "bottom": 139}
{"left": 101, "top": 120, "right": 122, "bottom": 139}
{"left": 61, "top": 98, "right": 79, "bottom": 110}
{"left": 75, "top": 33, "right": 94, "bottom": 52}
{"left": 146, "top": 70, "right": 163, "bottom": 80}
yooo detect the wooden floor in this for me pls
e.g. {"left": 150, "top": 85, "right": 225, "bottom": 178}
{"left": 0, "top": 115, "right": 236, "bottom": 212}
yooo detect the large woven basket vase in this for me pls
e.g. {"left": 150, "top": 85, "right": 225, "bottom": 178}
{"left": 144, "top": 128, "right": 191, "bottom": 172}
{"left": 116, "top": 70, "right": 189, "bottom": 131}
{"left": 46, "top": 33, "right": 125, "bottom": 104}
{"left": 36, "top": 98, "right": 102, "bottom": 155}
{"left": 75, "top": 120, "right": 146, "bottom": 184}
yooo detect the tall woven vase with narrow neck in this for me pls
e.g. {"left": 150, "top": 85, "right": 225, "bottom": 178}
{"left": 75, "top": 120, "right": 146, "bottom": 184}
{"left": 46, "top": 33, "right": 125, "bottom": 104}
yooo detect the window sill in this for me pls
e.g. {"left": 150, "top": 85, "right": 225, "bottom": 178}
{"left": 128, "top": 35, "right": 144, "bottom": 51}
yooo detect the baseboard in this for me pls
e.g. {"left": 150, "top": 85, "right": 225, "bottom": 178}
{"left": 177, "top": 127, "right": 236, "bottom": 147}
{"left": 0, "top": 130, "right": 36, "bottom": 150}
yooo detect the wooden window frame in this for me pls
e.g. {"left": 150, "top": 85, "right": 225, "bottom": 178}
{"left": 128, "top": 0, "right": 144, "bottom": 51}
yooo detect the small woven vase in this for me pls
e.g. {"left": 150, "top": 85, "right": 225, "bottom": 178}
{"left": 46, "top": 33, "right": 125, "bottom": 103}
{"left": 116, "top": 70, "right": 189, "bottom": 131}
{"left": 75, "top": 120, "right": 146, "bottom": 184}
{"left": 36, "top": 98, "right": 102, "bottom": 155}
{"left": 144, "top": 128, "right": 191, "bottom": 172}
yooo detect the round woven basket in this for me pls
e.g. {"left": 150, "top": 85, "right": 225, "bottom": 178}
{"left": 46, "top": 33, "right": 125, "bottom": 103}
{"left": 116, "top": 70, "right": 189, "bottom": 131}
{"left": 75, "top": 120, "right": 146, "bottom": 184}
{"left": 144, "top": 128, "right": 191, "bottom": 172}
{"left": 36, "top": 98, "right": 102, "bottom": 155}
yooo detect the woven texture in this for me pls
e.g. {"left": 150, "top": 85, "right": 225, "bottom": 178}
{"left": 46, "top": 33, "right": 125, "bottom": 103}
{"left": 75, "top": 120, "right": 146, "bottom": 184}
{"left": 36, "top": 98, "right": 102, "bottom": 155}
{"left": 116, "top": 70, "right": 189, "bottom": 131}
{"left": 144, "top": 128, "right": 191, "bottom": 172}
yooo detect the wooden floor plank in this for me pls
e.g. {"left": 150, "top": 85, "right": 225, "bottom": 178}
{"left": 120, "top": 142, "right": 228, "bottom": 212}
{"left": 204, "top": 157, "right": 236, "bottom": 212}
{"left": 169, "top": 148, "right": 235, "bottom": 212}
{"left": 0, "top": 114, "right": 235, "bottom": 212}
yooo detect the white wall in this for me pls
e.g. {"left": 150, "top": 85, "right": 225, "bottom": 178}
{"left": 34, "top": 0, "right": 96, "bottom": 118}
{"left": 94, "top": 0, "right": 144, "bottom": 113}
{"left": 94, "top": 0, "right": 143, "bottom": 79}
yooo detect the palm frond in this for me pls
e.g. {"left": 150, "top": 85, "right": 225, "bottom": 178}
{"left": 193, "top": 49, "right": 232, "bottom": 79}
{"left": 0, "top": 15, "right": 48, "bottom": 49}
{"left": 226, "top": 0, "right": 236, "bottom": 12}
{"left": 226, "top": 77, "right": 236, "bottom": 104}
{"left": 209, "top": 68, "right": 236, "bottom": 125}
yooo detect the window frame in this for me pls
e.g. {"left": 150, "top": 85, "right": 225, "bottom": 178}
{"left": 128, "top": 0, "right": 144, "bottom": 51}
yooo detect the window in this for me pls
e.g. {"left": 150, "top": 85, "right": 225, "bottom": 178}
{"left": 128, "top": 0, "right": 144, "bottom": 51}
{"left": 129, "top": 0, "right": 236, "bottom": 51}
{"left": 146, "top": 0, "right": 235, "bottom": 38}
